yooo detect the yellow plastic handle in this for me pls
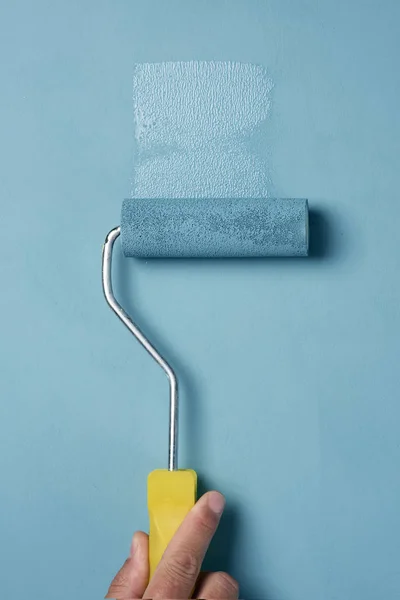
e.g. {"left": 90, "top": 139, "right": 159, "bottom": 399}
{"left": 148, "top": 469, "right": 197, "bottom": 579}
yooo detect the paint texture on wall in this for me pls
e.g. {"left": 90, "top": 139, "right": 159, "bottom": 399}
{"left": 132, "top": 61, "right": 273, "bottom": 198}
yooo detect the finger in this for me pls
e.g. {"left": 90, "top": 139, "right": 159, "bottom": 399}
{"left": 195, "top": 571, "right": 239, "bottom": 599}
{"left": 144, "top": 491, "right": 225, "bottom": 600}
{"left": 106, "top": 531, "right": 149, "bottom": 599}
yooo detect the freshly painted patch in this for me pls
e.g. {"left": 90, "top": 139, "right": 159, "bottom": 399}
{"left": 132, "top": 61, "right": 273, "bottom": 198}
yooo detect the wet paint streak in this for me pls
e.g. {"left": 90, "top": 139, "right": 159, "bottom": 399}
{"left": 132, "top": 61, "right": 273, "bottom": 198}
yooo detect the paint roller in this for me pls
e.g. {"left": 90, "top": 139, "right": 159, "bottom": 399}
{"left": 102, "top": 196, "right": 308, "bottom": 578}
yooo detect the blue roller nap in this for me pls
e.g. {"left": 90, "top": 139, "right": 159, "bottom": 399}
{"left": 121, "top": 198, "right": 309, "bottom": 258}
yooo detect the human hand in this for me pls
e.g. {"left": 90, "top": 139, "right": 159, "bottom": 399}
{"left": 106, "top": 491, "right": 239, "bottom": 599}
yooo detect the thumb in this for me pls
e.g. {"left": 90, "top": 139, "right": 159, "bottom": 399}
{"left": 106, "top": 531, "right": 149, "bottom": 599}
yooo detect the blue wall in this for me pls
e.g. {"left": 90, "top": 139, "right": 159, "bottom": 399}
{"left": 1, "top": 2, "right": 400, "bottom": 598}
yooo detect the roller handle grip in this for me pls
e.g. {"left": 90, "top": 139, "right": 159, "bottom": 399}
{"left": 148, "top": 469, "right": 197, "bottom": 580}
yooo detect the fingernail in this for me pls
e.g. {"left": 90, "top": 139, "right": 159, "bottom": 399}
{"left": 208, "top": 491, "right": 226, "bottom": 516}
{"left": 129, "top": 533, "right": 139, "bottom": 558}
